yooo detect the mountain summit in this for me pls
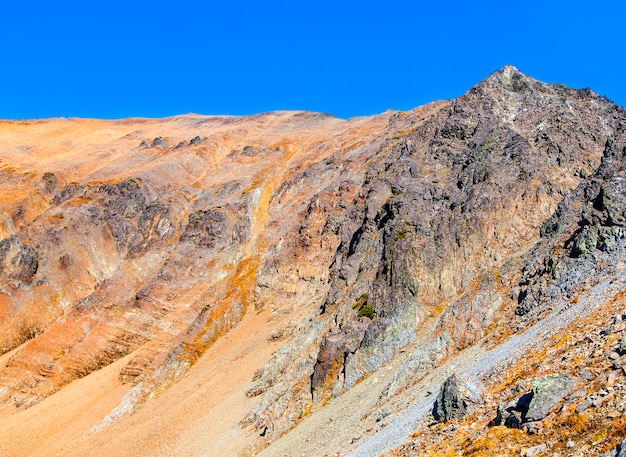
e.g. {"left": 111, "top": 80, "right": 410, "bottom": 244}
{"left": 0, "top": 67, "right": 625, "bottom": 456}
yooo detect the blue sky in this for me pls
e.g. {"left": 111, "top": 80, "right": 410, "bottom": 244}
{"left": 1, "top": 1, "right": 624, "bottom": 119}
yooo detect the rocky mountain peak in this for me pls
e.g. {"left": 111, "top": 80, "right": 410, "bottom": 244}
{"left": 470, "top": 64, "right": 542, "bottom": 95}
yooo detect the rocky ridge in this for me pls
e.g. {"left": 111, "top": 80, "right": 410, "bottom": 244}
{"left": 245, "top": 65, "right": 626, "bottom": 444}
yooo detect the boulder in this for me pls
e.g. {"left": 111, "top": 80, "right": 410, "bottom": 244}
{"left": 494, "top": 373, "right": 580, "bottom": 428}
{"left": 525, "top": 373, "right": 580, "bottom": 422}
{"left": 151, "top": 137, "right": 166, "bottom": 148}
{"left": 432, "top": 373, "right": 485, "bottom": 422}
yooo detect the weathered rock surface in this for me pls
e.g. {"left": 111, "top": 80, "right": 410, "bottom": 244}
{"left": 0, "top": 235, "right": 38, "bottom": 284}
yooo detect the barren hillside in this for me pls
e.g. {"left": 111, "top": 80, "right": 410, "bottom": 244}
{"left": 1, "top": 66, "right": 625, "bottom": 456}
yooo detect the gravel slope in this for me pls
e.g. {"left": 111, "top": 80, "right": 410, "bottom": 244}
{"left": 345, "top": 267, "right": 626, "bottom": 457}
{"left": 258, "top": 267, "right": 626, "bottom": 457}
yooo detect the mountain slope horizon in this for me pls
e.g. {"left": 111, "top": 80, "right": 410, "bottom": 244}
{"left": 1, "top": 65, "right": 625, "bottom": 457}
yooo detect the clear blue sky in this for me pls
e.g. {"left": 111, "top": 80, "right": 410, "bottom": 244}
{"left": 1, "top": 1, "right": 624, "bottom": 119}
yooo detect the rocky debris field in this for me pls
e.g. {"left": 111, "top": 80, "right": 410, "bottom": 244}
{"left": 389, "top": 280, "right": 626, "bottom": 457}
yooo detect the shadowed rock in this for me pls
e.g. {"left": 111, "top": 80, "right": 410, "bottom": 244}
{"left": 602, "top": 437, "right": 626, "bottom": 457}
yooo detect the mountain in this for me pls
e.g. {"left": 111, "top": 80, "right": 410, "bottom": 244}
{"left": 0, "top": 65, "right": 625, "bottom": 456}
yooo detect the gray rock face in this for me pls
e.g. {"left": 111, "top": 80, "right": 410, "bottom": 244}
{"left": 311, "top": 321, "right": 369, "bottom": 402}
{"left": 568, "top": 176, "right": 626, "bottom": 258}
{"left": 312, "top": 64, "right": 621, "bottom": 403}
{"left": 432, "top": 373, "right": 485, "bottom": 422}
{"left": 90, "top": 180, "right": 175, "bottom": 256}
{"left": 151, "top": 137, "right": 166, "bottom": 148}
{"left": 181, "top": 205, "right": 250, "bottom": 249}
{"left": 40, "top": 171, "right": 58, "bottom": 194}
{"left": 518, "top": 121, "right": 626, "bottom": 318}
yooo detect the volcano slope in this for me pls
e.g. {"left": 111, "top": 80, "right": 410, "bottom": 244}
{"left": 0, "top": 65, "right": 625, "bottom": 456}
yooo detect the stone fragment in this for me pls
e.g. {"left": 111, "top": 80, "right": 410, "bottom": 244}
{"left": 608, "top": 371, "right": 618, "bottom": 388}
{"left": 432, "top": 373, "right": 485, "bottom": 422}
{"left": 593, "top": 391, "right": 614, "bottom": 407}
{"left": 151, "top": 137, "right": 165, "bottom": 148}
{"left": 575, "top": 398, "right": 592, "bottom": 413}
{"left": 579, "top": 369, "right": 595, "bottom": 381}
{"left": 525, "top": 443, "right": 547, "bottom": 456}
{"left": 525, "top": 373, "right": 580, "bottom": 422}
{"left": 601, "top": 326, "right": 614, "bottom": 336}
{"left": 612, "top": 355, "right": 626, "bottom": 370}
